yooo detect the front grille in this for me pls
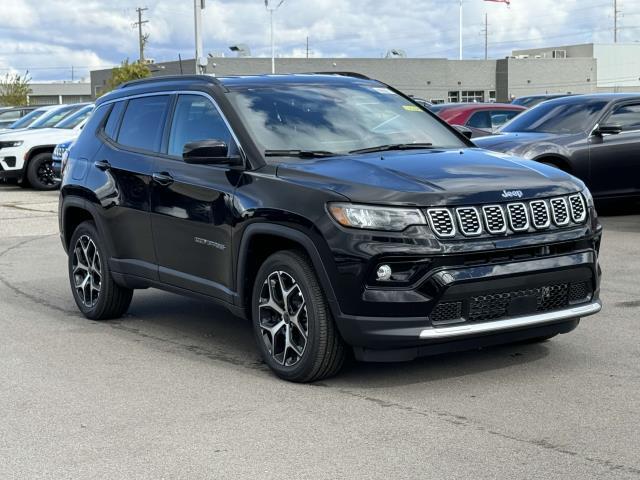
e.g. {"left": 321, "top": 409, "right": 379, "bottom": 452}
{"left": 427, "top": 208, "right": 456, "bottom": 238}
{"left": 425, "top": 193, "right": 587, "bottom": 239}
{"left": 550, "top": 197, "right": 570, "bottom": 226}
{"left": 456, "top": 207, "right": 482, "bottom": 236}
{"left": 430, "top": 301, "right": 463, "bottom": 323}
{"left": 568, "top": 281, "right": 591, "bottom": 303}
{"left": 568, "top": 194, "right": 586, "bottom": 223}
{"left": 507, "top": 203, "right": 529, "bottom": 231}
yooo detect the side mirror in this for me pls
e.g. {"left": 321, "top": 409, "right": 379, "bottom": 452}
{"left": 182, "top": 140, "right": 242, "bottom": 166}
{"left": 453, "top": 124, "right": 473, "bottom": 139}
{"left": 593, "top": 123, "right": 623, "bottom": 136}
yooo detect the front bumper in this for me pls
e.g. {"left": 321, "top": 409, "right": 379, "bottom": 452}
{"left": 0, "top": 147, "right": 24, "bottom": 179}
{"left": 334, "top": 248, "right": 601, "bottom": 360}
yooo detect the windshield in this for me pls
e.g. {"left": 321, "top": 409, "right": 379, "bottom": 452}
{"left": 227, "top": 83, "right": 466, "bottom": 155}
{"left": 55, "top": 105, "right": 94, "bottom": 129}
{"left": 500, "top": 99, "right": 607, "bottom": 134}
{"left": 8, "top": 109, "right": 45, "bottom": 129}
{"left": 30, "top": 105, "right": 81, "bottom": 129}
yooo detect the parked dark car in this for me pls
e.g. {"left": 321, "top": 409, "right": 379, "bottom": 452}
{"left": 59, "top": 74, "right": 602, "bottom": 382}
{"left": 511, "top": 94, "right": 574, "bottom": 109}
{"left": 475, "top": 94, "right": 640, "bottom": 200}
{"left": 431, "top": 103, "right": 526, "bottom": 134}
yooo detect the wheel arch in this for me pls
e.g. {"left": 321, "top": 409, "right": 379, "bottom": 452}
{"left": 60, "top": 196, "right": 111, "bottom": 256}
{"left": 533, "top": 154, "right": 573, "bottom": 174}
{"left": 22, "top": 145, "right": 56, "bottom": 180}
{"left": 235, "top": 223, "right": 340, "bottom": 320}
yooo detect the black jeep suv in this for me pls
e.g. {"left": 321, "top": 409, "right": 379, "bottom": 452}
{"left": 59, "top": 73, "right": 602, "bottom": 382}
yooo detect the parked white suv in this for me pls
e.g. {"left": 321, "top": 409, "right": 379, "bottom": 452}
{"left": 0, "top": 104, "right": 94, "bottom": 190}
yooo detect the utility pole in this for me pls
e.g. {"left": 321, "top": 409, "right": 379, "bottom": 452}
{"left": 614, "top": 0, "right": 619, "bottom": 43}
{"left": 459, "top": 0, "right": 463, "bottom": 60}
{"left": 194, "top": 0, "right": 205, "bottom": 73}
{"left": 306, "top": 36, "right": 309, "bottom": 59}
{"left": 134, "top": 7, "right": 149, "bottom": 63}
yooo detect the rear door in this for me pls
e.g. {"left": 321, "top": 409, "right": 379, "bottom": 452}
{"left": 150, "top": 93, "right": 241, "bottom": 301}
{"left": 589, "top": 102, "right": 640, "bottom": 198}
{"left": 96, "top": 94, "right": 171, "bottom": 279}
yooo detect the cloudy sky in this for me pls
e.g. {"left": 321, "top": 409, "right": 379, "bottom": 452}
{"left": 1, "top": 0, "right": 638, "bottom": 82}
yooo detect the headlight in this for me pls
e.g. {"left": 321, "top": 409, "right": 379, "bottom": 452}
{"left": 328, "top": 203, "right": 426, "bottom": 231}
{"left": 0, "top": 140, "right": 23, "bottom": 148}
{"left": 582, "top": 186, "right": 594, "bottom": 208}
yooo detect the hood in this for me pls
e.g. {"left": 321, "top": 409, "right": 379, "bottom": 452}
{"left": 275, "top": 148, "right": 582, "bottom": 206}
{"left": 472, "top": 132, "right": 561, "bottom": 153}
{"left": 0, "top": 127, "right": 79, "bottom": 144}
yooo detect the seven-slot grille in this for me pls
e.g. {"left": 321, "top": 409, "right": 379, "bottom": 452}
{"left": 426, "top": 193, "right": 587, "bottom": 238}
{"left": 455, "top": 207, "right": 482, "bottom": 236}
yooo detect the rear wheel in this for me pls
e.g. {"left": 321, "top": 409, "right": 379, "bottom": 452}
{"left": 27, "top": 152, "right": 60, "bottom": 190}
{"left": 252, "top": 250, "right": 346, "bottom": 382}
{"left": 68, "top": 221, "right": 133, "bottom": 320}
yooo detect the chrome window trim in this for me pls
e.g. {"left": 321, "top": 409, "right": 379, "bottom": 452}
{"left": 506, "top": 202, "right": 530, "bottom": 232}
{"left": 98, "top": 90, "right": 246, "bottom": 162}
{"left": 481, "top": 204, "right": 507, "bottom": 234}
{"left": 568, "top": 194, "right": 587, "bottom": 223}
{"left": 550, "top": 197, "right": 570, "bottom": 226}
{"left": 455, "top": 207, "right": 483, "bottom": 236}
{"left": 427, "top": 208, "right": 456, "bottom": 238}
{"left": 529, "top": 199, "right": 551, "bottom": 229}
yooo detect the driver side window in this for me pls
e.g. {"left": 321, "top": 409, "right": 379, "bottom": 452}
{"left": 605, "top": 104, "right": 640, "bottom": 132}
{"left": 168, "top": 94, "right": 236, "bottom": 158}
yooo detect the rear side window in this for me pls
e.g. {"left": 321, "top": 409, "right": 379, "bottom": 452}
{"left": 117, "top": 95, "right": 169, "bottom": 152}
{"left": 467, "top": 111, "right": 491, "bottom": 129}
{"left": 490, "top": 110, "right": 520, "bottom": 129}
{"left": 104, "top": 101, "right": 125, "bottom": 140}
{"left": 606, "top": 104, "right": 640, "bottom": 131}
{"left": 167, "top": 94, "right": 235, "bottom": 157}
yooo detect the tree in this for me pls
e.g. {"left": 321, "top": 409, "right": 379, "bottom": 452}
{"left": 101, "top": 59, "right": 151, "bottom": 96}
{"left": 0, "top": 72, "right": 31, "bottom": 106}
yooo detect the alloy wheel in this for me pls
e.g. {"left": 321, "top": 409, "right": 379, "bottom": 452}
{"left": 258, "top": 271, "right": 309, "bottom": 366}
{"left": 36, "top": 159, "right": 58, "bottom": 187}
{"left": 72, "top": 235, "right": 102, "bottom": 308}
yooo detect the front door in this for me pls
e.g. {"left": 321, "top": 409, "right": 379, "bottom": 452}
{"left": 589, "top": 102, "right": 640, "bottom": 198}
{"left": 150, "top": 93, "right": 241, "bottom": 301}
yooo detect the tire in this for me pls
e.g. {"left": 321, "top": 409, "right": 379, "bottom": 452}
{"left": 68, "top": 221, "right": 133, "bottom": 320}
{"left": 26, "top": 152, "right": 60, "bottom": 190}
{"left": 252, "top": 250, "right": 346, "bottom": 382}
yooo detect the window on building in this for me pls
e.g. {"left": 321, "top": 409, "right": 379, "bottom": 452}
{"left": 448, "top": 91, "right": 460, "bottom": 103}
{"left": 460, "top": 91, "right": 485, "bottom": 103}
{"left": 488, "top": 91, "right": 496, "bottom": 102}
{"left": 117, "top": 95, "right": 170, "bottom": 152}
{"left": 605, "top": 104, "right": 640, "bottom": 132}
{"left": 167, "top": 95, "right": 236, "bottom": 158}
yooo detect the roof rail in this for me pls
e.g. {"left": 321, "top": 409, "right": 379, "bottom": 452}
{"left": 117, "top": 75, "right": 220, "bottom": 89}
{"left": 307, "top": 71, "right": 372, "bottom": 80}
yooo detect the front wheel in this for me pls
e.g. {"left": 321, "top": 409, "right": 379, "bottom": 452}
{"left": 27, "top": 152, "right": 60, "bottom": 190}
{"left": 252, "top": 250, "right": 346, "bottom": 382}
{"left": 68, "top": 221, "right": 133, "bottom": 320}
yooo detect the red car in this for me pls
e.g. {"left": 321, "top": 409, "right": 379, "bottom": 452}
{"left": 430, "top": 103, "right": 526, "bottom": 135}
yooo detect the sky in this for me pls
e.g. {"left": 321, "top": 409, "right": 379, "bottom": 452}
{"left": 0, "top": 0, "right": 638, "bottom": 82}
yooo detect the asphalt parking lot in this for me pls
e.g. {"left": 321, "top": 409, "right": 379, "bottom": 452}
{"left": 1, "top": 183, "right": 639, "bottom": 479}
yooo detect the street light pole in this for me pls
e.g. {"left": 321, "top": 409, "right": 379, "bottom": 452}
{"left": 459, "top": 0, "right": 463, "bottom": 60}
{"left": 265, "top": 0, "right": 285, "bottom": 74}
{"left": 194, "top": 0, "right": 205, "bottom": 73}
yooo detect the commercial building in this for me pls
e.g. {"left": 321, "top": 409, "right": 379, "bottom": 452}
{"left": 90, "top": 43, "right": 639, "bottom": 103}
{"left": 28, "top": 82, "right": 92, "bottom": 105}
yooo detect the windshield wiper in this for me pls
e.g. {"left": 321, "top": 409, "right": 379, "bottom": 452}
{"left": 348, "top": 143, "right": 434, "bottom": 155}
{"left": 264, "top": 149, "right": 338, "bottom": 158}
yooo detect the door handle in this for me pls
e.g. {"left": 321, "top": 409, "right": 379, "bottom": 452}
{"left": 152, "top": 172, "right": 174, "bottom": 187}
{"left": 94, "top": 159, "right": 111, "bottom": 171}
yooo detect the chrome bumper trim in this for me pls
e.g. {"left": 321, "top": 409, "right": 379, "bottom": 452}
{"left": 419, "top": 300, "right": 602, "bottom": 340}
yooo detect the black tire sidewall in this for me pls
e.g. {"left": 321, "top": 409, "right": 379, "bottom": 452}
{"left": 68, "top": 221, "right": 114, "bottom": 319}
{"left": 252, "top": 252, "right": 326, "bottom": 380}
{"left": 27, "top": 153, "right": 59, "bottom": 191}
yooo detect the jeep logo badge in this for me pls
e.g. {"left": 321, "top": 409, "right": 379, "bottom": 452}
{"left": 501, "top": 190, "right": 523, "bottom": 199}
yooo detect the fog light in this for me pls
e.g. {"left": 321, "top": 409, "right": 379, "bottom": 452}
{"left": 376, "top": 264, "right": 392, "bottom": 281}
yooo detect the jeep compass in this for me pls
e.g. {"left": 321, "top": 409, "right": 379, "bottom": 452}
{"left": 59, "top": 73, "right": 602, "bottom": 382}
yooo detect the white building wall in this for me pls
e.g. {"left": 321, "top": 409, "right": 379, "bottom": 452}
{"left": 593, "top": 44, "right": 640, "bottom": 88}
